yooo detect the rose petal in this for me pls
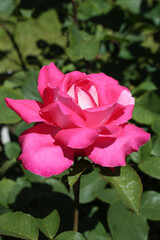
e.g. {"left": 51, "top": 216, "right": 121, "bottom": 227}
{"left": 59, "top": 71, "right": 87, "bottom": 92}
{"left": 88, "top": 72, "right": 118, "bottom": 85}
{"left": 18, "top": 123, "right": 74, "bottom": 177}
{"left": 107, "top": 104, "right": 134, "bottom": 125}
{"left": 76, "top": 87, "right": 97, "bottom": 109}
{"left": 37, "top": 62, "right": 64, "bottom": 98}
{"left": 84, "top": 124, "right": 150, "bottom": 167}
{"left": 5, "top": 98, "right": 44, "bottom": 123}
{"left": 41, "top": 100, "right": 86, "bottom": 128}
{"left": 84, "top": 103, "right": 120, "bottom": 127}
{"left": 55, "top": 127, "right": 99, "bottom": 149}
{"left": 117, "top": 89, "right": 135, "bottom": 106}
{"left": 40, "top": 88, "right": 86, "bottom": 127}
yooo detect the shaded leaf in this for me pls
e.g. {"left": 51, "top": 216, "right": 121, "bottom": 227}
{"left": 4, "top": 142, "right": 21, "bottom": 159}
{"left": 108, "top": 201, "right": 149, "bottom": 240}
{"left": 130, "top": 139, "right": 152, "bottom": 164}
{"left": 138, "top": 157, "right": 160, "bottom": 179}
{"left": 22, "top": 69, "right": 42, "bottom": 102}
{"left": 78, "top": 0, "right": 112, "bottom": 21}
{"left": 15, "top": 121, "right": 34, "bottom": 136}
{"left": 140, "top": 191, "right": 160, "bottom": 221}
{"left": 68, "top": 159, "right": 91, "bottom": 188}
{"left": 67, "top": 25, "right": 99, "bottom": 60}
{"left": 8, "top": 177, "right": 31, "bottom": 205}
{"left": 0, "top": 0, "right": 16, "bottom": 17}
{"left": 145, "top": 4, "right": 160, "bottom": 26}
{"left": 79, "top": 170, "right": 106, "bottom": 204}
{"left": 54, "top": 231, "right": 86, "bottom": 240}
{"left": 151, "top": 136, "right": 160, "bottom": 156}
{"left": 96, "top": 188, "right": 121, "bottom": 205}
{"left": 37, "top": 210, "right": 60, "bottom": 239}
{"left": 0, "top": 87, "right": 23, "bottom": 124}
{"left": 116, "top": 0, "right": 142, "bottom": 14}
{"left": 151, "top": 118, "right": 160, "bottom": 134}
{"left": 82, "top": 218, "right": 111, "bottom": 240}
{"left": 0, "top": 212, "right": 38, "bottom": 240}
{"left": 45, "top": 178, "right": 69, "bottom": 195}
{"left": 0, "top": 158, "right": 16, "bottom": 176}
{"left": 133, "top": 92, "right": 160, "bottom": 125}
{"left": 132, "top": 80, "right": 157, "bottom": 96}
{"left": 0, "top": 179, "right": 16, "bottom": 208}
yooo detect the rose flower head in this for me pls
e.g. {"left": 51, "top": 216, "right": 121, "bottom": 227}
{"left": 5, "top": 63, "right": 150, "bottom": 177}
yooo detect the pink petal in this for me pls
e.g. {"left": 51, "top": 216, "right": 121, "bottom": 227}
{"left": 37, "top": 63, "right": 64, "bottom": 98}
{"left": 76, "top": 87, "right": 97, "bottom": 109}
{"left": 5, "top": 98, "right": 44, "bottom": 123}
{"left": 107, "top": 104, "right": 134, "bottom": 125}
{"left": 40, "top": 100, "right": 86, "bottom": 128}
{"left": 88, "top": 72, "right": 118, "bottom": 85}
{"left": 40, "top": 88, "right": 86, "bottom": 127}
{"left": 84, "top": 104, "right": 120, "bottom": 127}
{"left": 84, "top": 124, "right": 150, "bottom": 167}
{"left": 59, "top": 71, "right": 87, "bottom": 92}
{"left": 55, "top": 127, "right": 99, "bottom": 149}
{"left": 88, "top": 79, "right": 125, "bottom": 107}
{"left": 117, "top": 89, "right": 135, "bottom": 106}
{"left": 18, "top": 123, "right": 74, "bottom": 177}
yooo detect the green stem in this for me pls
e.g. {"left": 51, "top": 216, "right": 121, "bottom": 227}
{"left": 1, "top": 23, "right": 27, "bottom": 71}
{"left": 71, "top": 0, "right": 79, "bottom": 28}
{"left": 73, "top": 176, "right": 80, "bottom": 232}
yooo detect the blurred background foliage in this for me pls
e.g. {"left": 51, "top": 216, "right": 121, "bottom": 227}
{"left": 0, "top": 0, "right": 160, "bottom": 239}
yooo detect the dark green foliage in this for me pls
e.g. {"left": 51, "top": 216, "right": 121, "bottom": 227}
{"left": 0, "top": 0, "right": 160, "bottom": 239}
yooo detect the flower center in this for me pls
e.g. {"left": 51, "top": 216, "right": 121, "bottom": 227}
{"left": 67, "top": 81, "right": 99, "bottom": 110}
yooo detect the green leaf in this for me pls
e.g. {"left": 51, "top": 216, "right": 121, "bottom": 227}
{"left": 0, "top": 179, "right": 16, "bottom": 208}
{"left": 144, "top": 4, "right": 160, "bottom": 26}
{"left": 138, "top": 157, "right": 160, "bottom": 179}
{"left": 67, "top": 25, "right": 99, "bottom": 60}
{"left": 0, "top": 0, "right": 16, "bottom": 17}
{"left": 3, "top": 71, "right": 26, "bottom": 89}
{"left": 131, "top": 80, "right": 157, "bottom": 96}
{"left": 68, "top": 159, "right": 91, "bottom": 188}
{"left": 108, "top": 201, "right": 149, "bottom": 240}
{"left": 15, "top": 121, "right": 34, "bottom": 136}
{"left": 37, "top": 210, "right": 60, "bottom": 239}
{"left": 0, "top": 87, "right": 23, "bottom": 124}
{"left": 0, "top": 158, "right": 16, "bottom": 176}
{"left": 4, "top": 142, "right": 21, "bottom": 159}
{"left": 140, "top": 191, "right": 160, "bottom": 221}
{"left": 132, "top": 104, "right": 154, "bottom": 125}
{"left": 151, "top": 136, "right": 160, "bottom": 156}
{"left": 22, "top": 69, "right": 42, "bottom": 102}
{"left": 45, "top": 178, "right": 69, "bottom": 195}
{"left": 79, "top": 170, "right": 106, "bottom": 204}
{"left": 100, "top": 164, "right": 142, "bottom": 213}
{"left": 78, "top": 0, "right": 112, "bottom": 21}
{"left": 116, "top": 0, "right": 142, "bottom": 14}
{"left": 21, "top": 167, "right": 46, "bottom": 183}
{"left": 82, "top": 218, "right": 111, "bottom": 240}
{"left": 133, "top": 92, "right": 160, "bottom": 125}
{"left": 20, "top": 9, "right": 33, "bottom": 18}
{"left": 96, "top": 188, "right": 121, "bottom": 205}
{"left": 8, "top": 177, "right": 31, "bottom": 205}
{"left": 130, "top": 139, "right": 152, "bottom": 164}
{"left": 54, "top": 231, "right": 86, "bottom": 240}
{"left": 151, "top": 118, "right": 160, "bottom": 134}
{"left": 0, "top": 212, "right": 39, "bottom": 240}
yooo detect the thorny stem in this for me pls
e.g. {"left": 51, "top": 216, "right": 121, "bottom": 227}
{"left": 73, "top": 176, "right": 80, "bottom": 232}
{"left": 71, "top": 0, "right": 79, "bottom": 28}
{"left": 1, "top": 23, "right": 27, "bottom": 71}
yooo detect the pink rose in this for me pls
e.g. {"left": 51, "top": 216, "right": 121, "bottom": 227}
{"left": 5, "top": 63, "right": 150, "bottom": 177}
